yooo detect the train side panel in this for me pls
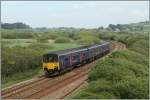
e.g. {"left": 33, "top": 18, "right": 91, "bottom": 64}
{"left": 82, "top": 49, "right": 89, "bottom": 62}
{"left": 59, "top": 51, "right": 81, "bottom": 71}
{"left": 58, "top": 43, "right": 110, "bottom": 72}
{"left": 59, "top": 54, "right": 71, "bottom": 71}
{"left": 71, "top": 52, "right": 80, "bottom": 66}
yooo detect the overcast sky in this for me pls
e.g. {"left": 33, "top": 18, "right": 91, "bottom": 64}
{"left": 1, "top": 1, "right": 149, "bottom": 28}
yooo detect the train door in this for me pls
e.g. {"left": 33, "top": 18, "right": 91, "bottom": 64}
{"left": 72, "top": 52, "right": 80, "bottom": 66}
{"left": 83, "top": 49, "right": 88, "bottom": 62}
{"left": 59, "top": 55, "right": 70, "bottom": 70}
{"left": 80, "top": 51, "right": 83, "bottom": 63}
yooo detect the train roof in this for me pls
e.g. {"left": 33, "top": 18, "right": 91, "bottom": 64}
{"left": 44, "top": 42, "right": 109, "bottom": 56}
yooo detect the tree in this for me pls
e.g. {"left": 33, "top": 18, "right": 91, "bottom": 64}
{"left": 98, "top": 27, "right": 104, "bottom": 30}
{"left": 116, "top": 24, "right": 121, "bottom": 30}
{"left": 108, "top": 24, "right": 116, "bottom": 31}
{"left": 1, "top": 22, "right": 31, "bottom": 29}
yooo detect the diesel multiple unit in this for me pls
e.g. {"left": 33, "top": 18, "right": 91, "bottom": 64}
{"left": 42, "top": 42, "right": 110, "bottom": 77}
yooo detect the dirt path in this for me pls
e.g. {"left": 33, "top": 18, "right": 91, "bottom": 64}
{"left": 1, "top": 41, "right": 126, "bottom": 99}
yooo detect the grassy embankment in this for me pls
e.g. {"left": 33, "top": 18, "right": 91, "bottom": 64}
{"left": 71, "top": 33, "right": 149, "bottom": 99}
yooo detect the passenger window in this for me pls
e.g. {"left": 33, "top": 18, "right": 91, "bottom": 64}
{"left": 72, "top": 53, "right": 79, "bottom": 60}
{"left": 83, "top": 52, "right": 86, "bottom": 56}
{"left": 65, "top": 57, "right": 68, "bottom": 61}
{"left": 73, "top": 55, "right": 76, "bottom": 60}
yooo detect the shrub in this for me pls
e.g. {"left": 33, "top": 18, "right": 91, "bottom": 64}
{"left": 73, "top": 79, "right": 119, "bottom": 99}
{"left": 28, "top": 43, "right": 53, "bottom": 50}
{"left": 1, "top": 46, "right": 43, "bottom": 79}
{"left": 73, "top": 91, "right": 116, "bottom": 99}
{"left": 114, "top": 77, "right": 149, "bottom": 99}
{"left": 2, "top": 29, "right": 35, "bottom": 39}
{"left": 47, "top": 33, "right": 59, "bottom": 40}
{"left": 73, "top": 50, "right": 148, "bottom": 99}
{"left": 99, "top": 32, "right": 118, "bottom": 40}
{"left": 88, "top": 57, "right": 136, "bottom": 82}
{"left": 54, "top": 37, "right": 71, "bottom": 43}
{"left": 76, "top": 36, "right": 100, "bottom": 45}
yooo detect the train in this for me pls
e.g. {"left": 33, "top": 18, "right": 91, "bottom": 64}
{"left": 42, "top": 42, "right": 110, "bottom": 77}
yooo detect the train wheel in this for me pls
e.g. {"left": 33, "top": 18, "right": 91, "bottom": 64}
{"left": 45, "top": 71, "right": 50, "bottom": 77}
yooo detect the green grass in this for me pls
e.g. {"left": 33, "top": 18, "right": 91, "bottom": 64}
{"left": 1, "top": 39, "right": 37, "bottom": 47}
{"left": 1, "top": 68, "right": 43, "bottom": 89}
{"left": 2, "top": 39, "right": 80, "bottom": 49}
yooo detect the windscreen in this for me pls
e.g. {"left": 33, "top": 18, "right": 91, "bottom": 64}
{"left": 43, "top": 54, "right": 58, "bottom": 62}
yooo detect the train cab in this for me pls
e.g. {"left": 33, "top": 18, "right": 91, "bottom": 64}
{"left": 42, "top": 54, "right": 59, "bottom": 73}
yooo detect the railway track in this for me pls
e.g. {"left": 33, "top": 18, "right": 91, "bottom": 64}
{"left": 1, "top": 41, "right": 126, "bottom": 99}
{"left": 1, "top": 61, "right": 94, "bottom": 99}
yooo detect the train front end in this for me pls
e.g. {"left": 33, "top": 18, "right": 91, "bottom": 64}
{"left": 42, "top": 54, "right": 59, "bottom": 76}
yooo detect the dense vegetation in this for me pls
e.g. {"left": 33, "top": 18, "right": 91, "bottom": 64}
{"left": 54, "top": 37, "right": 71, "bottom": 43}
{"left": 71, "top": 32, "right": 149, "bottom": 99}
{"left": 1, "top": 46, "right": 42, "bottom": 86}
{"left": 2, "top": 45, "right": 45, "bottom": 77}
{"left": 1, "top": 29, "right": 34, "bottom": 39}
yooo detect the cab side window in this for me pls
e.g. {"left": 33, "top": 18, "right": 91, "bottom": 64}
{"left": 72, "top": 53, "right": 79, "bottom": 61}
{"left": 72, "top": 55, "right": 77, "bottom": 60}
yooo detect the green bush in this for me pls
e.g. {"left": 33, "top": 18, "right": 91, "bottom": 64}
{"left": 47, "top": 33, "right": 59, "bottom": 40}
{"left": 73, "top": 91, "right": 116, "bottom": 99}
{"left": 99, "top": 32, "right": 118, "bottom": 40}
{"left": 1, "top": 46, "right": 43, "bottom": 79}
{"left": 28, "top": 43, "right": 53, "bottom": 50}
{"left": 114, "top": 76, "right": 149, "bottom": 99}
{"left": 88, "top": 57, "right": 136, "bottom": 82}
{"left": 72, "top": 50, "right": 148, "bottom": 99}
{"left": 76, "top": 36, "right": 100, "bottom": 45}
{"left": 2, "top": 29, "right": 35, "bottom": 39}
{"left": 73, "top": 79, "right": 119, "bottom": 99}
{"left": 100, "top": 32, "right": 148, "bottom": 56}
{"left": 73, "top": 31, "right": 101, "bottom": 45}
{"left": 54, "top": 37, "right": 71, "bottom": 43}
